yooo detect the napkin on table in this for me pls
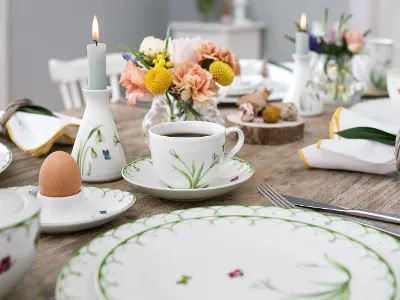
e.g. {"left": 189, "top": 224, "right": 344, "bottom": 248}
{"left": 0, "top": 110, "right": 81, "bottom": 157}
{"left": 299, "top": 107, "right": 397, "bottom": 175}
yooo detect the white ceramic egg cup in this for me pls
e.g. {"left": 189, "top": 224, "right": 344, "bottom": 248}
{"left": 5, "top": 186, "right": 136, "bottom": 234}
{"left": 71, "top": 87, "right": 127, "bottom": 183}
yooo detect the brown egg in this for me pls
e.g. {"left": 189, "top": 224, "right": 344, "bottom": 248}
{"left": 39, "top": 151, "right": 82, "bottom": 197}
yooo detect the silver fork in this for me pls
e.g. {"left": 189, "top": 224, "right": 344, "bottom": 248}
{"left": 257, "top": 183, "right": 400, "bottom": 238}
{"left": 256, "top": 183, "right": 295, "bottom": 209}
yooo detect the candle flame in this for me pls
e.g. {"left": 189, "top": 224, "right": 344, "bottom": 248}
{"left": 92, "top": 15, "right": 99, "bottom": 42}
{"left": 300, "top": 13, "right": 307, "bottom": 31}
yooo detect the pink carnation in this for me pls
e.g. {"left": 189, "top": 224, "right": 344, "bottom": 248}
{"left": 344, "top": 29, "right": 364, "bottom": 54}
{"left": 170, "top": 61, "right": 218, "bottom": 104}
{"left": 197, "top": 41, "right": 240, "bottom": 75}
{"left": 120, "top": 61, "right": 150, "bottom": 107}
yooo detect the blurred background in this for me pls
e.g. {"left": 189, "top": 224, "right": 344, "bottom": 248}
{"left": 0, "top": 0, "right": 398, "bottom": 110}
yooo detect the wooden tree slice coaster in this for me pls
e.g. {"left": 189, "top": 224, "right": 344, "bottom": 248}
{"left": 225, "top": 113, "right": 305, "bottom": 145}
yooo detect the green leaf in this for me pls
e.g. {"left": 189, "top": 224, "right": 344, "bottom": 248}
{"left": 193, "top": 162, "right": 204, "bottom": 188}
{"left": 87, "top": 125, "right": 102, "bottom": 140}
{"left": 77, "top": 141, "right": 83, "bottom": 168}
{"left": 164, "top": 27, "right": 170, "bottom": 51}
{"left": 363, "top": 29, "right": 371, "bottom": 37}
{"left": 171, "top": 165, "right": 193, "bottom": 187}
{"left": 284, "top": 34, "right": 295, "bottom": 43}
{"left": 335, "top": 127, "right": 396, "bottom": 146}
{"left": 191, "top": 161, "right": 196, "bottom": 176}
{"left": 370, "top": 72, "right": 386, "bottom": 89}
{"left": 323, "top": 8, "right": 329, "bottom": 32}
{"left": 117, "top": 44, "right": 151, "bottom": 69}
{"left": 294, "top": 21, "right": 301, "bottom": 31}
{"left": 18, "top": 105, "right": 57, "bottom": 118}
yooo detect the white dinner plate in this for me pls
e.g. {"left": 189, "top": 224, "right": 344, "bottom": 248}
{"left": 222, "top": 78, "right": 290, "bottom": 103}
{"left": 0, "top": 142, "right": 12, "bottom": 174}
{"left": 55, "top": 206, "right": 400, "bottom": 300}
{"left": 121, "top": 156, "right": 254, "bottom": 201}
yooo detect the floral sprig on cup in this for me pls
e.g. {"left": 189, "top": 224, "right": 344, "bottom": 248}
{"left": 119, "top": 29, "right": 239, "bottom": 120}
{"left": 285, "top": 8, "right": 370, "bottom": 59}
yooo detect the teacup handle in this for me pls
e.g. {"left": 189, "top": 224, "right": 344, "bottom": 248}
{"left": 225, "top": 127, "right": 245, "bottom": 160}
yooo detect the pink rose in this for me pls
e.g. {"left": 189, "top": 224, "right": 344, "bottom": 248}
{"left": 344, "top": 29, "right": 364, "bottom": 54}
{"left": 120, "top": 61, "right": 150, "bottom": 107}
{"left": 169, "top": 37, "right": 203, "bottom": 65}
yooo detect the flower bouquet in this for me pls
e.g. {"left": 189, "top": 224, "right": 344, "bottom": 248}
{"left": 286, "top": 9, "right": 370, "bottom": 104}
{"left": 119, "top": 29, "right": 239, "bottom": 132}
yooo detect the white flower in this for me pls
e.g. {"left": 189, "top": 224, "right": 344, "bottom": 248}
{"left": 169, "top": 36, "right": 203, "bottom": 65}
{"left": 139, "top": 36, "right": 165, "bottom": 56}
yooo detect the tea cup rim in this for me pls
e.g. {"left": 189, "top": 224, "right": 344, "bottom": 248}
{"left": 149, "top": 121, "right": 225, "bottom": 143}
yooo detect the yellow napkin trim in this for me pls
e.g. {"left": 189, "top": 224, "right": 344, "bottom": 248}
{"left": 6, "top": 122, "right": 79, "bottom": 157}
{"left": 329, "top": 106, "right": 343, "bottom": 139}
{"left": 298, "top": 149, "right": 311, "bottom": 168}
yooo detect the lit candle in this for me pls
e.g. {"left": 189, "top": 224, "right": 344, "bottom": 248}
{"left": 295, "top": 13, "right": 310, "bottom": 55}
{"left": 87, "top": 15, "right": 107, "bottom": 90}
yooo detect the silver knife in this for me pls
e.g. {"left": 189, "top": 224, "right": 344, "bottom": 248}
{"left": 284, "top": 195, "right": 400, "bottom": 239}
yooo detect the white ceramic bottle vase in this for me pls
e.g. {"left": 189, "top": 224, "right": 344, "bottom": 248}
{"left": 71, "top": 87, "right": 126, "bottom": 182}
{"left": 283, "top": 53, "right": 314, "bottom": 115}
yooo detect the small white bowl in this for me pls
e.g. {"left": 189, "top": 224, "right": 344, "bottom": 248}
{"left": 387, "top": 68, "right": 400, "bottom": 107}
{"left": 0, "top": 190, "right": 40, "bottom": 299}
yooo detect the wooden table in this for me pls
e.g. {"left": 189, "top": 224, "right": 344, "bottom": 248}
{"left": 2, "top": 104, "right": 399, "bottom": 300}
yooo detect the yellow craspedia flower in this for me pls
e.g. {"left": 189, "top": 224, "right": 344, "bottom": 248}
{"left": 166, "top": 61, "right": 172, "bottom": 68}
{"left": 209, "top": 61, "right": 234, "bottom": 86}
{"left": 145, "top": 66, "right": 172, "bottom": 94}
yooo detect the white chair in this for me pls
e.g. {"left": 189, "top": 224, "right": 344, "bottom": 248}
{"left": 48, "top": 52, "right": 126, "bottom": 109}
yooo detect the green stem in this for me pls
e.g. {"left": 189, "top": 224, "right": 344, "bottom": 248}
{"left": 176, "top": 157, "right": 193, "bottom": 178}
{"left": 165, "top": 92, "right": 176, "bottom": 121}
{"left": 82, "top": 146, "right": 93, "bottom": 175}
{"left": 194, "top": 166, "right": 213, "bottom": 188}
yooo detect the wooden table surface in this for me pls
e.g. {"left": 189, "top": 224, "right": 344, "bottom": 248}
{"left": 2, "top": 103, "right": 400, "bottom": 300}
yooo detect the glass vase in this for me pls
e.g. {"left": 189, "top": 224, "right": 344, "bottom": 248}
{"left": 142, "top": 95, "right": 225, "bottom": 145}
{"left": 310, "top": 54, "right": 364, "bottom": 106}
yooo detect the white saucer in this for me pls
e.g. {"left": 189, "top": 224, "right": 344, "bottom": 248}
{"left": 0, "top": 142, "right": 12, "bottom": 174}
{"left": 122, "top": 157, "right": 254, "bottom": 201}
{"left": 4, "top": 186, "right": 136, "bottom": 234}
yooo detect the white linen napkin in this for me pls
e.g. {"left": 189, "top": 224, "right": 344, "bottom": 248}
{"left": 0, "top": 110, "right": 81, "bottom": 157}
{"left": 299, "top": 107, "right": 398, "bottom": 175}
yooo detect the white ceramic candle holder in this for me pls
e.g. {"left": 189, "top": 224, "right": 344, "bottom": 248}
{"left": 283, "top": 53, "right": 323, "bottom": 116}
{"left": 71, "top": 87, "right": 126, "bottom": 182}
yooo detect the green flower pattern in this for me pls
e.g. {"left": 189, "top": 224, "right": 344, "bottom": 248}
{"left": 169, "top": 149, "right": 220, "bottom": 189}
{"left": 56, "top": 206, "right": 400, "bottom": 300}
{"left": 76, "top": 125, "right": 103, "bottom": 176}
{"left": 252, "top": 254, "right": 351, "bottom": 299}
{"left": 98, "top": 215, "right": 397, "bottom": 300}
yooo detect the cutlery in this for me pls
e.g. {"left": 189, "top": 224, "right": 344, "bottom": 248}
{"left": 284, "top": 194, "right": 400, "bottom": 225}
{"left": 257, "top": 183, "right": 400, "bottom": 239}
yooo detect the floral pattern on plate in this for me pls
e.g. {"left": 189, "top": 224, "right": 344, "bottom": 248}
{"left": 54, "top": 206, "right": 399, "bottom": 300}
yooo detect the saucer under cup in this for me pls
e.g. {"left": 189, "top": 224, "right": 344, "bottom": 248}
{"left": 149, "top": 121, "right": 244, "bottom": 189}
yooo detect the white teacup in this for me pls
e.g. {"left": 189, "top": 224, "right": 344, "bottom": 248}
{"left": 352, "top": 37, "right": 395, "bottom": 91}
{"left": 149, "top": 121, "right": 244, "bottom": 189}
{"left": 387, "top": 68, "right": 400, "bottom": 107}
